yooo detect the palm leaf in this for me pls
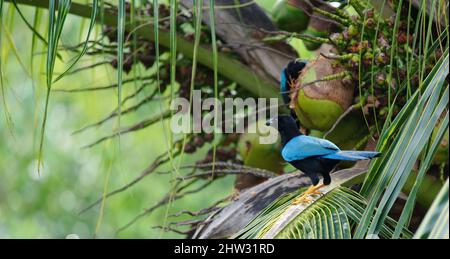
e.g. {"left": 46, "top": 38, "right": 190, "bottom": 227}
{"left": 152, "top": 0, "right": 172, "bottom": 160}
{"left": 234, "top": 187, "right": 412, "bottom": 239}
{"left": 179, "top": 0, "right": 203, "bottom": 169}
{"left": 361, "top": 31, "right": 449, "bottom": 196}
{"left": 355, "top": 51, "right": 449, "bottom": 238}
{"left": 1, "top": 22, "right": 31, "bottom": 76}
{"left": 168, "top": 0, "right": 178, "bottom": 161}
{"left": 414, "top": 180, "right": 449, "bottom": 239}
{"left": 53, "top": 0, "right": 99, "bottom": 82}
{"left": 10, "top": 0, "right": 47, "bottom": 44}
{"left": 116, "top": 0, "right": 125, "bottom": 130}
{"left": 209, "top": 0, "right": 219, "bottom": 175}
{"left": 267, "top": 188, "right": 357, "bottom": 239}
{"left": 0, "top": 0, "right": 14, "bottom": 135}
{"left": 233, "top": 169, "right": 412, "bottom": 239}
{"left": 9, "top": 0, "right": 279, "bottom": 98}
{"left": 38, "top": 0, "right": 71, "bottom": 174}
{"left": 394, "top": 111, "right": 449, "bottom": 237}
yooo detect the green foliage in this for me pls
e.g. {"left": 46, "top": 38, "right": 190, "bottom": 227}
{"left": 233, "top": 0, "right": 449, "bottom": 240}
{"left": 116, "top": 0, "right": 125, "bottom": 129}
{"left": 356, "top": 51, "right": 449, "bottom": 238}
{"left": 237, "top": 50, "right": 449, "bottom": 240}
{"left": 54, "top": 0, "right": 98, "bottom": 82}
{"left": 38, "top": 0, "right": 72, "bottom": 174}
{"left": 0, "top": 0, "right": 232, "bottom": 238}
{"left": 234, "top": 186, "right": 412, "bottom": 239}
{"left": 0, "top": 0, "right": 448, "bottom": 239}
{"left": 414, "top": 180, "right": 449, "bottom": 239}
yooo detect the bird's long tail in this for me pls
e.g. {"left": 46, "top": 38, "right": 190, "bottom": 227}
{"left": 323, "top": 151, "right": 381, "bottom": 161}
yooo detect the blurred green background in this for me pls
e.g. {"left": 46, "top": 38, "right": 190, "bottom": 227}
{"left": 0, "top": 0, "right": 310, "bottom": 238}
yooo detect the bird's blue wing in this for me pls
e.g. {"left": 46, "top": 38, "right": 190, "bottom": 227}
{"left": 281, "top": 135, "right": 340, "bottom": 162}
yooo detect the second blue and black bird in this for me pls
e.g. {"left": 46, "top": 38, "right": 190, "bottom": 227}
{"left": 280, "top": 59, "right": 307, "bottom": 105}
{"left": 280, "top": 59, "right": 307, "bottom": 126}
{"left": 266, "top": 115, "right": 381, "bottom": 204}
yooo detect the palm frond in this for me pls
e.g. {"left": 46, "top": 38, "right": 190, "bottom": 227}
{"left": 234, "top": 187, "right": 412, "bottom": 239}
{"left": 54, "top": 0, "right": 99, "bottom": 82}
{"left": 152, "top": 0, "right": 171, "bottom": 158}
{"left": 414, "top": 179, "right": 449, "bottom": 239}
{"left": 1, "top": 22, "right": 31, "bottom": 76}
{"left": 394, "top": 111, "right": 449, "bottom": 237}
{"left": 168, "top": 0, "right": 178, "bottom": 161}
{"left": 355, "top": 51, "right": 449, "bottom": 238}
{"left": 0, "top": 0, "right": 14, "bottom": 135}
{"left": 233, "top": 169, "right": 413, "bottom": 239}
{"left": 116, "top": 0, "right": 125, "bottom": 131}
{"left": 38, "top": 0, "right": 71, "bottom": 174}
{"left": 179, "top": 0, "right": 204, "bottom": 170}
{"left": 10, "top": 0, "right": 47, "bottom": 44}
{"left": 209, "top": 0, "right": 219, "bottom": 174}
{"left": 361, "top": 30, "right": 448, "bottom": 192}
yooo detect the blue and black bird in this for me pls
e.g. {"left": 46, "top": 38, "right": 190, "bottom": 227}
{"left": 280, "top": 59, "right": 307, "bottom": 105}
{"left": 280, "top": 59, "right": 308, "bottom": 126}
{"left": 266, "top": 115, "right": 381, "bottom": 204}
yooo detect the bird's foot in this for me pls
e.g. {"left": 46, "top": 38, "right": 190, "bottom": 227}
{"left": 292, "top": 184, "right": 326, "bottom": 205}
{"left": 292, "top": 195, "right": 313, "bottom": 205}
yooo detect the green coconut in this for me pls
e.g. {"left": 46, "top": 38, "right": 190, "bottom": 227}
{"left": 292, "top": 56, "right": 354, "bottom": 131}
{"left": 309, "top": 129, "right": 324, "bottom": 138}
{"left": 302, "top": 5, "right": 341, "bottom": 51}
{"left": 272, "top": 0, "right": 311, "bottom": 33}
{"left": 303, "top": 15, "right": 329, "bottom": 50}
{"left": 325, "top": 111, "right": 369, "bottom": 150}
{"left": 237, "top": 120, "right": 284, "bottom": 174}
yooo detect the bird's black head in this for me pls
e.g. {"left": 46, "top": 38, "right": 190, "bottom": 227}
{"left": 285, "top": 59, "right": 307, "bottom": 82}
{"left": 281, "top": 60, "right": 307, "bottom": 106}
{"left": 266, "top": 115, "right": 301, "bottom": 146}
